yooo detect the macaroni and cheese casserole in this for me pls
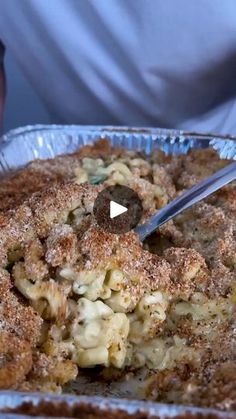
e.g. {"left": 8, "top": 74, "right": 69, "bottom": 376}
{"left": 0, "top": 140, "right": 235, "bottom": 411}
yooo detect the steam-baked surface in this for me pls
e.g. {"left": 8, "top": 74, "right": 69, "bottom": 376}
{"left": 0, "top": 140, "right": 235, "bottom": 412}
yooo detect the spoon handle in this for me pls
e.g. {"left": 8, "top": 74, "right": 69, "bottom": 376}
{"left": 135, "top": 161, "right": 236, "bottom": 241}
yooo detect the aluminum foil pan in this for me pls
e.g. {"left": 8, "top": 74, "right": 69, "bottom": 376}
{"left": 0, "top": 392, "right": 235, "bottom": 419}
{"left": 0, "top": 124, "right": 235, "bottom": 417}
{"left": 0, "top": 124, "right": 236, "bottom": 174}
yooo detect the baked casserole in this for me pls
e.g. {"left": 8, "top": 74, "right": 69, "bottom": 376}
{"left": 0, "top": 139, "right": 235, "bottom": 411}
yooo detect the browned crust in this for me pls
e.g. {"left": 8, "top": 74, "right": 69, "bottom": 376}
{"left": 0, "top": 331, "right": 32, "bottom": 389}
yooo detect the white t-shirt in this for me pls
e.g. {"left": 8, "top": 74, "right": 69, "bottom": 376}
{"left": 1, "top": 0, "right": 236, "bottom": 133}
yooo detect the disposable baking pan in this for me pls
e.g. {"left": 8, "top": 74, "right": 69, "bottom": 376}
{"left": 0, "top": 124, "right": 236, "bottom": 173}
{"left": 0, "top": 124, "right": 235, "bottom": 418}
{"left": 0, "top": 392, "right": 235, "bottom": 419}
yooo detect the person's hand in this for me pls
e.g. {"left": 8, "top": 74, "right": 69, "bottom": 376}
{"left": 0, "top": 41, "right": 5, "bottom": 131}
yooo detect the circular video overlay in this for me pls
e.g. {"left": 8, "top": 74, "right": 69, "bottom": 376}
{"left": 93, "top": 185, "right": 143, "bottom": 234}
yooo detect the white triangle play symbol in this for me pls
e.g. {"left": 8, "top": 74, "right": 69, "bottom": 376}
{"left": 110, "top": 201, "right": 128, "bottom": 219}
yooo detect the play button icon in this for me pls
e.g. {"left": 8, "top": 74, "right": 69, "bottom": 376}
{"left": 94, "top": 185, "right": 143, "bottom": 234}
{"left": 110, "top": 201, "right": 127, "bottom": 219}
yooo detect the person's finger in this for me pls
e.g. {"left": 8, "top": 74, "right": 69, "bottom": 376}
{"left": 0, "top": 41, "right": 5, "bottom": 132}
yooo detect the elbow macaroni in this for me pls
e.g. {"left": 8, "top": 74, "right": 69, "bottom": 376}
{"left": 129, "top": 292, "right": 169, "bottom": 344}
{"left": 13, "top": 262, "right": 68, "bottom": 320}
{"left": 13, "top": 258, "right": 229, "bottom": 371}
{"left": 15, "top": 260, "right": 220, "bottom": 370}
{"left": 74, "top": 158, "right": 133, "bottom": 186}
{"left": 71, "top": 298, "right": 129, "bottom": 368}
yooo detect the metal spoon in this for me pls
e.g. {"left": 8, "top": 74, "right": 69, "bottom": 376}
{"left": 135, "top": 161, "right": 236, "bottom": 241}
